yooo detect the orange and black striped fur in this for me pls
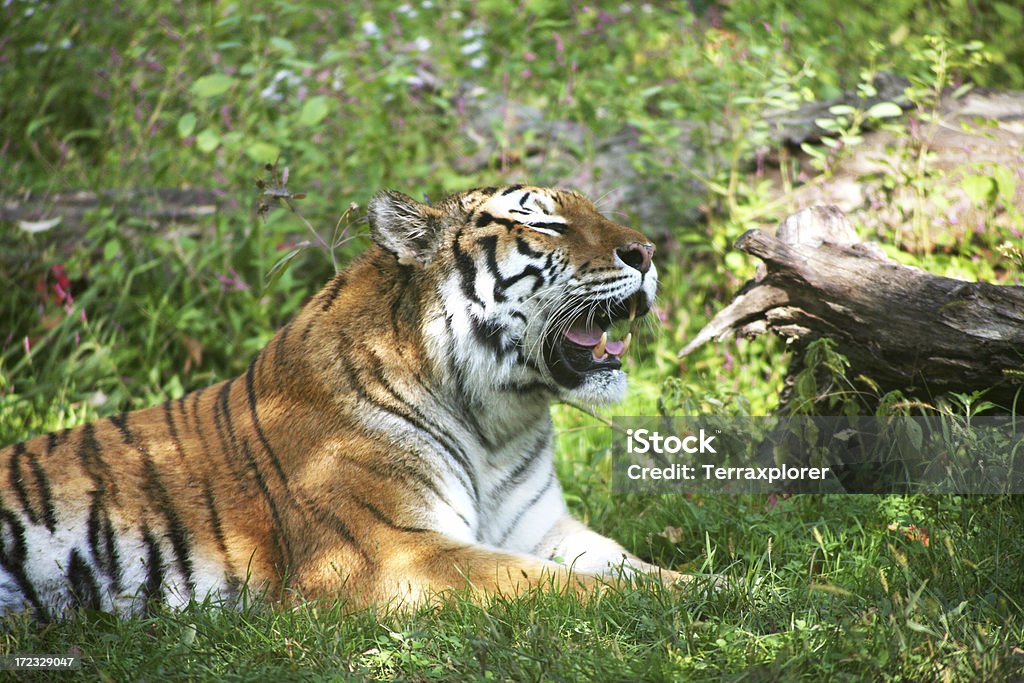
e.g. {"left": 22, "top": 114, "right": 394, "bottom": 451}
{"left": 0, "top": 185, "right": 681, "bottom": 618}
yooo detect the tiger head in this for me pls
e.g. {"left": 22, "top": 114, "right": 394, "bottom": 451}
{"left": 368, "top": 185, "right": 657, "bottom": 406}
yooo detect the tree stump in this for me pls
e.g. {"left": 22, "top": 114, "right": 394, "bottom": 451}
{"left": 680, "top": 206, "right": 1024, "bottom": 411}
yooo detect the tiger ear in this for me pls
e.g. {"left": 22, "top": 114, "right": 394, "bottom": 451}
{"left": 367, "top": 190, "right": 443, "bottom": 267}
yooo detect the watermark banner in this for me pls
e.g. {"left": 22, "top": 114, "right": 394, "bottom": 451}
{"left": 611, "top": 416, "right": 1024, "bottom": 494}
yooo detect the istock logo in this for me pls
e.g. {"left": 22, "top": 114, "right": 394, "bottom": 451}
{"left": 626, "top": 428, "right": 717, "bottom": 454}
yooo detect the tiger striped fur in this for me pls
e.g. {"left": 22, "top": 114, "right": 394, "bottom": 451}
{"left": 0, "top": 185, "right": 682, "bottom": 618}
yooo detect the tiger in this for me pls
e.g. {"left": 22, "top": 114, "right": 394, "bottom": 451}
{"left": 0, "top": 184, "right": 684, "bottom": 619}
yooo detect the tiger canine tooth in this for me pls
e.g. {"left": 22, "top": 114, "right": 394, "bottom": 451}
{"left": 593, "top": 331, "right": 608, "bottom": 359}
{"left": 621, "top": 332, "right": 632, "bottom": 356}
{"left": 628, "top": 298, "right": 636, "bottom": 321}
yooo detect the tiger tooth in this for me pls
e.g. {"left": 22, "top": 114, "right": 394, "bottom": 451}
{"left": 593, "top": 331, "right": 607, "bottom": 360}
{"left": 621, "top": 332, "right": 632, "bottom": 356}
{"left": 629, "top": 298, "right": 636, "bottom": 322}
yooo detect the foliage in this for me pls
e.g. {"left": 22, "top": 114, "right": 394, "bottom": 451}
{"left": 2, "top": 0, "right": 1023, "bottom": 680}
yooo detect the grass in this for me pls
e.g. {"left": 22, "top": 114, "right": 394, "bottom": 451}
{"left": 2, "top": 0, "right": 1024, "bottom": 680}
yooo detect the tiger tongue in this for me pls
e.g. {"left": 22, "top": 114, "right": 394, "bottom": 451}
{"left": 564, "top": 323, "right": 625, "bottom": 356}
{"left": 564, "top": 321, "right": 603, "bottom": 346}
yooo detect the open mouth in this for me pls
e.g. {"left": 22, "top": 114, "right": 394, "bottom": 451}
{"left": 543, "top": 291, "right": 650, "bottom": 389}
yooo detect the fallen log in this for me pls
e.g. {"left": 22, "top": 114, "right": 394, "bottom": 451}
{"left": 680, "top": 205, "right": 1024, "bottom": 411}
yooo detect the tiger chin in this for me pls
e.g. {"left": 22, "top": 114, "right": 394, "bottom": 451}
{"left": 0, "top": 184, "right": 690, "bottom": 619}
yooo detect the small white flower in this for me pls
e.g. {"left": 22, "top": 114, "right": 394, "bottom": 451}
{"left": 413, "top": 36, "right": 431, "bottom": 51}
{"left": 461, "top": 39, "right": 483, "bottom": 55}
{"left": 469, "top": 55, "right": 487, "bottom": 69}
{"left": 421, "top": 0, "right": 433, "bottom": 7}
{"left": 362, "top": 20, "right": 379, "bottom": 36}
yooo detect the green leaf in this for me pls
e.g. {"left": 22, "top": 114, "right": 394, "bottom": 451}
{"left": 865, "top": 102, "right": 903, "bottom": 119}
{"left": 298, "top": 96, "right": 332, "bottom": 127}
{"left": 961, "top": 174, "right": 996, "bottom": 205}
{"left": 990, "top": 164, "right": 1016, "bottom": 203}
{"left": 176, "top": 112, "right": 197, "bottom": 138}
{"left": 195, "top": 128, "right": 221, "bottom": 153}
{"left": 269, "top": 36, "right": 296, "bottom": 54}
{"left": 994, "top": 2, "right": 1023, "bottom": 27}
{"left": 246, "top": 141, "right": 280, "bottom": 164}
{"left": 191, "top": 73, "right": 235, "bottom": 98}
{"left": 800, "top": 142, "right": 826, "bottom": 159}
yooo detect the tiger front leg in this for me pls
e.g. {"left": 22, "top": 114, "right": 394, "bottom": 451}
{"left": 532, "top": 515, "right": 689, "bottom": 586}
{"left": 291, "top": 530, "right": 607, "bottom": 609}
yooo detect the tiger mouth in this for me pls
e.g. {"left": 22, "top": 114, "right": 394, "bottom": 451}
{"left": 543, "top": 291, "right": 650, "bottom": 388}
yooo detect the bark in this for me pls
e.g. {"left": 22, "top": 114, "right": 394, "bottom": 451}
{"left": 680, "top": 205, "right": 1024, "bottom": 410}
{"left": 1, "top": 188, "right": 223, "bottom": 273}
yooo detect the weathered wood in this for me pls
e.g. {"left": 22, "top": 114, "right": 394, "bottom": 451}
{"left": 1, "top": 188, "right": 224, "bottom": 274}
{"left": 1, "top": 188, "right": 222, "bottom": 232}
{"left": 681, "top": 205, "right": 1024, "bottom": 410}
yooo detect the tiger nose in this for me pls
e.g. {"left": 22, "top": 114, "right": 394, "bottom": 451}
{"left": 616, "top": 242, "right": 654, "bottom": 274}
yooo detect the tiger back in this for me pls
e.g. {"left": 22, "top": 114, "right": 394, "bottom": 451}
{"left": 0, "top": 185, "right": 680, "bottom": 618}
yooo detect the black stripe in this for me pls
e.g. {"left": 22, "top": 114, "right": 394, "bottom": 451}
{"left": 319, "top": 274, "right": 348, "bottom": 311}
{"left": 141, "top": 525, "right": 164, "bottom": 603}
{"left": 200, "top": 479, "right": 230, "bottom": 557}
{"left": 141, "top": 457, "right": 195, "bottom": 591}
{"left": 452, "top": 229, "right": 486, "bottom": 308}
{"left": 518, "top": 190, "right": 531, "bottom": 207}
{"left": 364, "top": 362, "right": 479, "bottom": 502}
{"left": 67, "top": 549, "right": 101, "bottom": 610}
{"left": 26, "top": 446, "right": 57, "bottom": 532}
{"left": 87, "top": 493, "right": 121, "bottom": 590}
{"left": 492, "top": 431, "right": 551, "bottom": 498}
{"left": 107, "top": 412, "right": 130, "bottom": 441}
{"left": 501, "top": 185, "right": 523, "bottom": 196}
{"left": 189, "top": 388, "right": 216, "bottom": 464}
{"left": 245, "top": 358, "right": 289, "bottom": 487}
{"left": 9, "top": 443, "right": 54, "bottom": 530}
{"left": 523, "top": 221, "right": 566, "bottom": 234}
{"left": 211, "top": 379, "right": 292, "bottom": 570}
{"left": 470, "top": 318, "right": 514, "bottom": 361}
{"left": 340, "top": 458, "right": 450, "bottom": 517}
{"left": 496, "top": 380, "right": 549, "bottom": 393}
{"left": 479, "top": 234, "right": 545, "bottom": 303}
{"left": 303, "top": 499, "right": 373, "bottom": 566}
{"left": 475, "top": 212, "right": 518, "bottom": 231}
{"left": 356, "top": 499, "right": 428, "bottom": 533}
{"left": 387, "top": 274, "right": 418, "bottom": 342}
{"left": 0, "top": 506, "right": 47, "bottom": 619}
{"left": 498, "top": 470, "right": 556, "bottom": 544}
{"left": 45, "top": 428, "right": 72, "bottom": 457}
{"left": 113, "top": 412, "right": 195, "bottom": 592}
{"left": 582, "top": 273, "right": 630, "bottom": 287}
{"left": 274, "top": 320, "right": 293, "bottom": 368}
{"left": 78, "top": 423, "right": 122, "bottom": 590}
{"left": 515, "top": 236, "right": 545, "bottom": 259}
{"left": 163, "top": 401, "right": 186, "bottom": 461}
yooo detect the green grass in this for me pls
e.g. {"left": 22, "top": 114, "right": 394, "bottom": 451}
{"left": 3, "top": 0, "right": 1024, "bottom": 680}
